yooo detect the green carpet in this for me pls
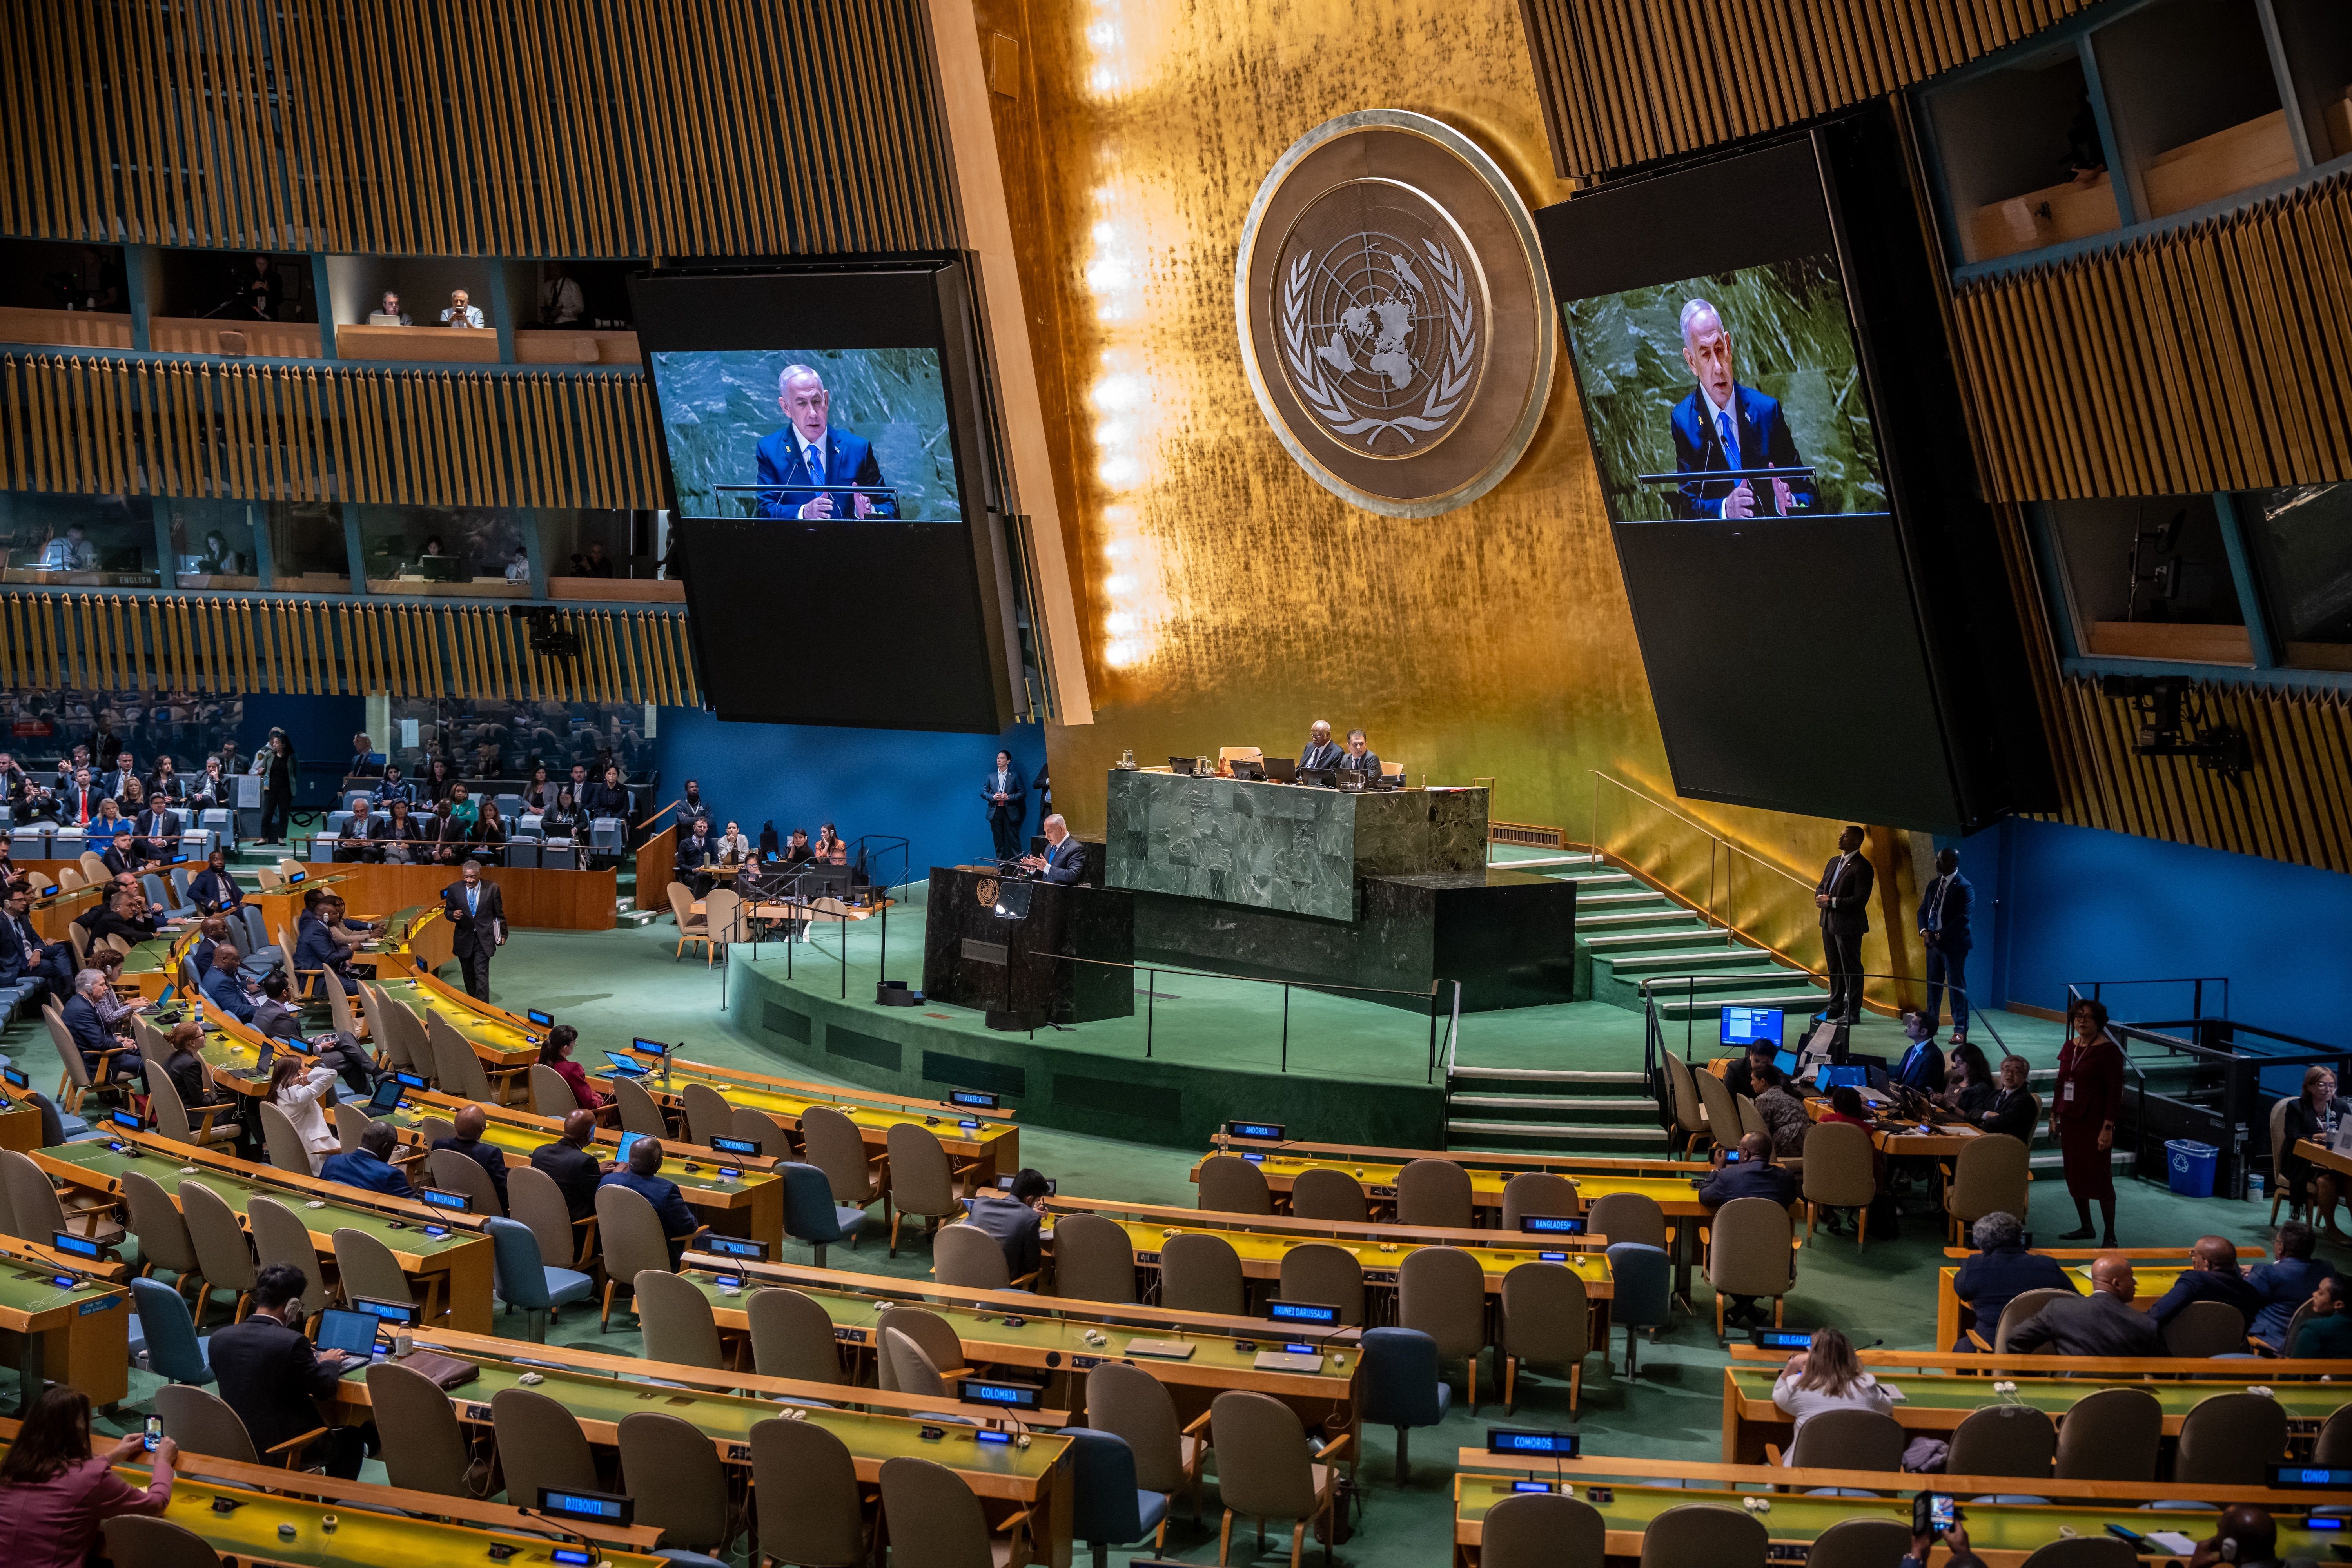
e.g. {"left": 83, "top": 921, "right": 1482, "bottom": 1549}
{"left": 16, "top": 919, "right": 2334, "bottom": 1568}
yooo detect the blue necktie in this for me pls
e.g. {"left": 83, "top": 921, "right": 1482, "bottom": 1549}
{"left": 466, "top": 886, "right": 478, "bottom": 917}
{"left": 805, "top": 442, "right": 822, "bottom": 482}
{"left": 1716, "top": 409, "right": 1739, "bottom": 470}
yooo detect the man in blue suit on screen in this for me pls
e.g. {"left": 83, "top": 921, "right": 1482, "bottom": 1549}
{"left": 754, "top": 364, "right": 892, "bottom": 519}
{"left": 1667, "top": 298, "right": 1815, "bottom": 521}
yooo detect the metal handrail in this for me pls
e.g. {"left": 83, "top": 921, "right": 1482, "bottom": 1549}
{"left": 1638, "top": 969, "right": 2011, "bottom": 1070}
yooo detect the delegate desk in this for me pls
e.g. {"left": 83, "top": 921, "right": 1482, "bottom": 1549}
{"left": 377, "top": 1085, "right": 785, "bottom": 1250}
{"left": 1720, "top": 1350, "right": 2352, "bottom": 1463}
{"left": 33, "top": 1129, "right": 495, "bottom": 1330}
{"left": 2298, "top": 1137, "right": 2352, "bottom": 1185}
{"left": 922, "top": 864, "right": 1135, "bottom": 1028}
{"left": 371, "top": 973, "right": 542, "bottom": 1071}
{"left": 1933, "top": 1246, "right": 2193, "bottom": 1351}
{"left": 602, "top": 1050, "right": 1023, "bottom": 1190}
{"left": 1802, "top": 1092, "right": 1986, "bottom": 1158}
{"left": 677, "top": 1252, "right": 1362, "bottom": 1418}
{"left": 1450, "top": 1452, "right": 2348, "bottom": 1568}
{"left": 320, "top": 1330, "right": 1076, "bottom": 1567}
{"left": 0, "top": 1236, "right": 130, "bottom": 1409}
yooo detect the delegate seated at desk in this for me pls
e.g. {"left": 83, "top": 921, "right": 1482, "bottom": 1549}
{"left": 1018, "top": 813, "right": 1085, "bottom": 884}
{"left": 1298, "top": 719, "right": 1342, "bottom": 773}
{"left": 1335, "top": 728, "right": 1381, "bottom": 779}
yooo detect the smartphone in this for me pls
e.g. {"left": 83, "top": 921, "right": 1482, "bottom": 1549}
{"left": 1912, "top": 1491, "right": 1956, "bottom": 1533}
{"left": 143, "top": 1416, "right": 162, "bottom": 1453}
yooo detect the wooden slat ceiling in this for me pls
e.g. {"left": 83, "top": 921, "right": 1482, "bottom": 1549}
{"left": 0, "top": 0, "right": 958, "bottom": 255}
{"left": 0, "top": 353, "right": 665, "bottom": 509}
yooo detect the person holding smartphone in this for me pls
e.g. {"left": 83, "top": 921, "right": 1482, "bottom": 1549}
{"left": 1900, "top": 1503, "right": 1982, "bottom": 1568}
{"left": 0, "top": 1386, "right": 178, "bottom": 1568}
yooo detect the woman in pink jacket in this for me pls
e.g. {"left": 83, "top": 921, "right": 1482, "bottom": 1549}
{"left": 0, "top": 1386, "right": 179, "bottom": 1568}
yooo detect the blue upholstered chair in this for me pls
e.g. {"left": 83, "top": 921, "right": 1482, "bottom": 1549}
{"left": 1062, "top": 1426, "right": 1170, "bottom": 1568}
{"left": 485, "top": 1216, "right": 594, "bottom": 1341}
{"left": 779, "top": 1161, "right": 868, "bottom": 1269}
{"left": 127, "top": 1276, "right": 213, "bottom": 1386}
{"left": 1605, "top": 1241, "right": 1673, "bottom": 1377}
{"left": 1359, "top": 1325, "right": 1452, "bottom": 1483}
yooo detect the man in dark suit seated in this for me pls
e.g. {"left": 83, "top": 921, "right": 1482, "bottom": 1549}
{"left": 1335, "top": 728, "right": 1383, "bottom": 781}
{"left": 333, "top": 795, "right": 385, "bottom": 863}
{"left": 102, "top": 750, "right": 142, "bottom": 803}
{"left": 200, "top": 942, "right": 259, "bottom": 1024}
{"left": 0, "top": 884, "right": 75, "bottom": 1001}
{"left": 755, "top": 365, "right": 891, "bottom": 519}
{"left": 2006, "top": 1253, "right": 2169, "bottom": 1357}
{"left": 346, "top": 733, "right": 383, "bottom": 779}
{"left": 319, "top": 1120, "right": 417, "bottom": 1201}
{"left": 675, "top": 815, "right": 716, "bottom": 897}
{"left": 292, "top": 905, "right": 359, "bottom": 997}
{"left": 963, "top": 1168, "right": 1051, "bottom": 1279}
{"left": 2148, "top": 1235, "right": 2265, "bottom": 1332}
{"left": 1952, "top": 1210, "right": 2074, "bottom": 1351}
{"left": 1667, "top": 297, "right": 1815, "bottom": 521}
{"left": 128, "top": 802, "right": 177, "bottom": 867}
{"left": 78, "top": 885, "right": 161, "bottom": 949}
{"left": 208, "top": 1264, "right": 367, "bottom": 1477}
{"left": 1695, "top": 1133, "right": 1800, "bottom": 1328}
{"left": 432, "top": 1104, "right": 510, "bottom": 1215}
{"left": 60, "top": 967, "right": 137, "bottom": 1081}
{"left": 599, "top": 1137, "right": 704, "bottom": 1266}
{"left": 532, "top": 1109, "right": 612, "bottom": 1229}
{"left": 1298, "top": 720, "right": 1342, "bottom": 773}
{"left": 1018, "top": 814, "right": 1087, "bottom": 885}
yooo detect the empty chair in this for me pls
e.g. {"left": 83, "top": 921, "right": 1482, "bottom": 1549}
{"left": 179, "top": 1181, "right": 257, "bottom": 1329}
{"left": 682, "top": 1082, "right": 735, "bottom": 1147}
{"left": 882, "top": 1326, "right": 951, "bottom": 1399}
{"left": 885, "top": 1121, "right": 970, "bottom": 1255}
{"left": 1585, "top": 1190, "right": 1668, "bottom": 1251}
{"left": 508, "top": 1162, "right": 593, "bottom": 1273}
{"left": 1358, "top": 1325, "right": 1450, "bottom": 1483}
{"left": 528, "top": 1062, "right": 580, "bottom": 1118}
{"left": 1944, "top": 1404, "right": 2056, "bottom": 1479}
{"left": 801, "top": 1105, "right": 887, "bottom": 1220}
{"left": 595, "top": 1181, "right": 673, "bottom": 1329}
{"left": 670, "top": 882, "right": 711, "bottom": 961}
{"left": 2162, "top": 1299, "right": 2249, "bottom": 1359}
{"left": 747, "top": 1285, "right": 845, "bottom": 1384}
{"left": 1942, "top": 1134, "right": 2031, "bottom": 1244}
{"left": 1196, "top": 1153, "right": 1273, "bottom": 1216}
{"left": 332, "top": 1102, "right": 370, "bottom": 1156}
{"left": 333, "top": 1228, "right": 427, "bottom": 1322}
{"left": 122, "top": 1169, "right": 203, "bottom": 1296}
{"left": 1801, "top": 1121, "right": 1878, "bottom": 1250}
{"left": 2174, "top": 1390, "right": 2289, "bottom": 1486}
{"left": 154, "top": 1384, "right": 261, "bottom": 1465}
{"left": 1288, "top": 1167, "right": 1368, "bottom": 1222}
{"left": 704, "top": 887, "right": 744, "bottom": 958}
{"left": 1659, "top": 1051, "right": 1711, "bottom": 1155}
{"left": 1499, "top": 1259, "right": 1590, "bottom": 1412}
{"left": 2015, "top": 1542, "right": 2134, "bottom": 1567}
{"left": 1786, "top": 1406, "right": 1907, "bottom": 1472}
{"left": 428, "top": 1013, "right": 511, "bottom": 1104}
{"left": 880, "top": 1455, "right": 1032, "bottom": 1568}
{"left": 127, "top": 1276, "right": 213, "bottom": 1387}
{"left": 1051, "top": 1212, "right": 1138, "bottom": 1303}
{"left": 1395, "top": 1158, "right": 1474, "bottom": 1228}
{"left": 1705, "top": 1196, "right": 1798, "bottom": 1338}
{"left": 1086, "top": 1360, "right": 1206, "bottom": 1546}
{"left": 1605, "top": 1241, "right": 1673, "bottom": 1377}
{"left": 873, "top": 1306, "right": 968, "bottom": 1394}
{"left": 1399, "top": 1244, "right": 1487, "bottom": 1410}
{"left": 1735, "top": 1094, "right": 1770, "bottom": 1147}
{"left": 367, "top": 1361, "right": 474, "bottom": 1496}
{"left": 751, "top": 1416, "right": 866, "bottom": 1568}
{"left": 1481, "top": 1490, "right": 1606, "bottom": 1568}
{"left": 485, "top": 1216, "right": 592, "bottom": 1342}
{"left": 491, "top": 1387, "right": 599, "bottom": 1510}
{"left": 1500, "top": 1171, "right": 1580, "bottom": 1232}
{"left": 1063, "top": 1426, "right": 1170, "bottom": 1568}
{"left": 255, "top": 1102, "right": 312, "bottom": 1176}
{"left": 1161, "top": 1231, "right": 1246, "bottom": 1316}
{"left": 2052, "top": 1387, "right": 2163, "bottom": 1481}
{"left": 935, "top": 1221, "right": 1021, "bottom": 1290}
{"left": 102, "top": 1516, "right": 221, "bottom": 1568}
{"left": 427, "top": 1146, "right": 505, "bottom": 1216}
{"left": 1208, "top": 1390, "right": 1347, "bottom": 1568}
{"left": 1808, "top": 1518, "right": 1915, "bottom": 1568}
{"left": 611, "top": 1073, "right": 670, "bottom": 1139}
{"left": 2315, "top": 1403, "right": 2352, "bottom": 1465}
{"left": 730, "top": 1106, "right": 776, "bottom": 1155}
{"left": 1638, "top": 1502, "right": 1767, "bottom": 1568}
{"left": 1693, "top": 1069, "right": 1744, "bottom": 1160}
{"left": 620, "top": 1410, "right": 736, "bottom": 1555}
{"left": 637, "top": 1266, "right": 727, "bottom": 1369}
{"left": 1278, "top": 1241, "right": 1365, "bottom": 1327}
{"left": 778, "top": 1159, "right": 866, "bottom": 1269}
{"left": 4, "top": 1145, "right": 114, "bottom": 1244}
{"left": 246, "top": 1198, "right": 328, "bottom": 1318}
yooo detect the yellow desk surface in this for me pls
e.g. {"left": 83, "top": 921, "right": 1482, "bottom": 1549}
{"left": 611, "top": 1056, "right": 1021, "bottom": 1180}
{"left": 1076, "top": 1216, "right": 1615, "bottom": 1296}
{"left": 1221, "top": 1152, "right": 1713, "bottom": 1219}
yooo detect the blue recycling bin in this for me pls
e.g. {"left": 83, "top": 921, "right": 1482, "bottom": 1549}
{"left": 2165, "top": 1139, "right": 2218, "bottom": 1198}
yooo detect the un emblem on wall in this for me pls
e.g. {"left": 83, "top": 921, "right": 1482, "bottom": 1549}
{"left": 1238, "top": 111, "right": 1555, "bottom": 517}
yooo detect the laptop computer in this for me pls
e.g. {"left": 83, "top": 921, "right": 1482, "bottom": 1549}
{"left": 1167, "top": 756, "right": 1196, "bottom": 775}
{"left": 1263, "top": 757, "right": 1299, "bottom": 782}
{"left": 365, "top": 1078, "right": 405, "bottom": 1115}
{"left": 1300, "top": 768, "right": 1337, "bottom": 788}
{"left": 228, "top": 1040, "right": 275, "bottom": 1081}
{"left": 603, "top": 1050, "right": 651, "bottom": 1077}
{"left": 314, "top": 1306, "right": 386, "bottom": 1360}
{"left": 1229, "top": 758, "right": 1266, "bottom": 780}
{"left": 365, "top": 312, "right": 406, "bottom": 326}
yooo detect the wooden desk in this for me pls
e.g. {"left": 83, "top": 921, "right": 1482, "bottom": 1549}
{"left": 2297, "top": 1137, "right": 2352, "bottom": 1181}
{"left": 1199, "top": 1138, "right": 1714, "bottom": 1190}
{"left": 34, "top": 1130, "right": 495, "bottom": 1331}
{"left": 0, "top": 1103, "right": 43, "bottom": 1155}
{"left": 1803, "top": 1093, "right": 1983, "bottom": 1157}
{"left": 0, "top": 1238, "right": 130, "bottom": 1408}
{"left": 336, "top": 322, "right": 499, "bottom": 363}
{"left": 1199, "top": 1149, "right": 1713, "bottom": 1220}
{"left": 1932, "top": 1247, "right": 2194, "bottom": 1351}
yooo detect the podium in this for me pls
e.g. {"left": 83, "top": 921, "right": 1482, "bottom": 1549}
{"left": 920, "top": 866, "right": 1134, "bottom": 1030}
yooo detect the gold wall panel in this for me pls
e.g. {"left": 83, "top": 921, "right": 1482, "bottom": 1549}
{"left": 1516, "top": 0, "right": 2092, "bottom": 180}
{"left": 1953, "top": 169, "right": 2352, "bottom": 501}
{"left": 1, "top": 0, "right": 957, "bottom": 256}
{"left": 0, "top": 354, "right": 664, "bottom": 509}
{"left": 0, "top": 592, "right": 697, "bottom": 706}
{"left": 979, "top": 0, "right": 1927, "bottom": 1007}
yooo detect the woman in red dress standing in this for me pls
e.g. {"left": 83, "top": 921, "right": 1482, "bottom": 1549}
{"left": 2056, "top": 996, "right": 2126, "bottom": 1244}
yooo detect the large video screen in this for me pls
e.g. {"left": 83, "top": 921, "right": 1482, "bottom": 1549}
{"left": 1537, "top": 139, "right": 1964, "bottom": 831}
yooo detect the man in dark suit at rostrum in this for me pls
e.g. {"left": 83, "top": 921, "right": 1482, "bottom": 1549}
{"left": 1335, "top": 728, "right": 1383, "bottom": 781}
{"left": 208, "top": 1264, "right": 368, "bottom": 1477}
{"left": 1815, "top": 824, "right": 1873, "bottom": 1024}
{"left": 440, "top": 857, "right": 506, "bottom": 1000}
{"left": 1019, "top": 814, "right": 1087, "bottom": 885}
{"left": 1667, "top": 297, "right": 1816, "bottom": 521}
{"left": 754, "top": 364, "right": 891, "bottom": 520}
{"left": 1298, "top": 720, "right": 1343, "bottom": 773}
{"left": 2005, "top": 1252, "right": 2169, "bottom": 1358}
{"left": 983, "top": 748, "right": 1027, "bottom": 863}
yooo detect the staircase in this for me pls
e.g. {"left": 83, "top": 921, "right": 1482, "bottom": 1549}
{"left": 1444, "top": 1064, "right": 1666, "bottom": 1154}
{"left": 1541, "top": 853, "right": 1833, "bottom": 1021}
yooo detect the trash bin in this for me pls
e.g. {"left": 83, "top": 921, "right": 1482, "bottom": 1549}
{"left": 2166, "top": 1139, "right": 2219, "bottom": 1198}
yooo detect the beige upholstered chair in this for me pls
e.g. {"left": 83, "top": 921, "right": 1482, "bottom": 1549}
{"left": 367, "top": 1361, "right": 475, "bottom": 1496}
{"left": 682, "top": 1082, "right": 735, "bottom": 1147}
{"left": 1658, "top": 1052, "right": 1711, "bottom": 1155}
{"left": 2162, "top": 1299, "right": 2249, "bottom": 1359}
{"left": 2172, "top": 1390, "right": 2288, "bottom": 1486}
{"left": 610, "top": 1073, "right": 670, "bottom": 1139}
{"left": 1048, "top": 1212, "right": 1136, "bottom": 1303}
{"left": 635, "top": 1267, "right": 727, "bottom": 1370}
{"left": 1808, "top": 1519, "right": 1915, "bottom": 1568}
{"left": 1703, "top": 1196, "right": 1798, "bottom": 1338}
{"left": 884, "top": 1122, "right": 972, "bottom": 1256}
{"left": 179, "top": 1180, "right": 256, "bottom": 1328}
{"left": 873, "top": 1305, "right": 969, "bottom": 1392}
{"left": 1585, "top": 1191, "right": 1668, "bottom": 1251}
{"left": 1499, "top": 1172, "right": 1579, "bottom": 1232}
{"left": 121, "top": 1170, "right": 202, "bottom": 1296}
{"left": 751, "top": 1415, "right": 867, "bottom": 1567}
{"left": 426, "top": 1147, "right": 504, "bottom": 1217}
{"left": 1780, "top": 1406, "right": 1906, "bottom": 1470}
{"left": 595, "top": 1182, "right": 672, "bottom": 1330}
{"left": 1288, "top": 1167, "right": 1368, "bottom": 1221}
{"left": 492, "top": 1388, "right": 599, "bottom": 1517}
{"left": 103, "top": 1515, "right": 224, "bottom": 1568}
{"left": 509, "top": 1162, "right": 595, "bottom": 1272}
{"left": 254, "top": 1102, "right": 312, "bottom": 1176}
{"left": 247, "top": 1197, "right": 328, "bottom": 1317}
{"left": 1399, "top": 1245, "right": 1487, "bottom": 1411}
{"left": 1160, "top": 1231, "right": 1247, "bottom": 1316}
{"left": 1207, "top": 1390, "right": 1349, "bottom": 1568}
{"left": 2051, "top": 1387, "right": 2163, "bottom": 1481}
{"left": 1971, "top": 1285, "right": 2079, "bottom": 1354}
{"left": 934, "top": 1221, "right": 1022, "bottom": 1290}
{"left": 1944, "top": 1403, "right": 2056, "bottom": 1478}
{"left": 1942, "top": 1133, "right": 2031, "bottom": 1243}
{"left": 1276, "top": 1241, "right": 1364, "bottom": 1327}
{"left": 1396, "top": 1158, "right": 1474, "bottom": 1228}
{"left": 145, "top": 1062, "right": 238, "bottom": 1151}
{"left": 529, "top": 1063, "right": 579, "bottom": 1118}
{"left": 747, "top": 1286, "right": 844, "bottom": 1384}
{"left": 1799, "top": 1121, "right": 1877, "bottom": 1250}
{"left": 1481, "top": 1491, "right": 1605, "bottom": 1568}
{"left": 1499, "top": 1260, "right": 1590, "bottom": 1412}
{"left": 1196, "top": 1153, "right": 1273, "bottom": 1215}
{"left": 879, "top": 1455, "right": 1032, "bottom": 1568}
{"left": 334, "top": 1228, "right": 432, "bottom": 1323}
{"left": 1637, "top": 1503, "right": 1768, "bottom": 1568}
{"left": 1086, "top": 1360, "right": 1207, "bottom": 1546}
{"left": 1693, "top": 1071, "right": 1744, "bottom": 1163}
{"left": 669, "top": 882, "right": 710, "bottom": 962}
{"left": 803, "top": 1104, "right": 886, "bottom": 1218}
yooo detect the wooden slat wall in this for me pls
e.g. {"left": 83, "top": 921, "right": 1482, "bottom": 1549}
{"left": 0, "top": 354, "right": 664, "bottom": 508}
{"left": 1515, "top": 0, "right": 2094, "bottom": 179}
{"left": 1953, "top": 169, "right": 2352, "bottom": 502}
{"left": 0, "top": 0, "right": 957, "bottom": 256}
{"left": 0, "top": 592, "right": 699, "bottom": 706}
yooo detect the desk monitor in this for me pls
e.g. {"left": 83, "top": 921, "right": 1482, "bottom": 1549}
{"left": 526, "top": 1008, "right": 555, "bottom": 1028}
{"left": 1816, "top": 1064, "right": 1867, "bottom": 1091}
{"left": 365, "top": 1079, "right": 404, "bottom": 1115}
{"left": 1299, "top": 769, "right": 1337, "bottom": 788}
{"left": 1750, "top": 1327, "right": 1811, "bottom": 1350}
{"left": 701, "top": 1234, "right": 768, "bottom": 1261}
{"left": 538, "top": 1488, "right": 635, "bottom": 1527}
{"left": 1517, "top": 1215, "right": 1586, "bottom": 1236}
{"left": 2, "top": 1065, "right": 26, "bottom": 1089}
{"left": 949, "top": 1090, "right": 999, "bottom": 1111}
{"left": 110, "top": 1108, "right": 147, "bottom": 1132}
{"left": 1167, "top": 757, "right": 1197, "bottom": 775}
{"left": 632, "top": 1038, "right": 670, "bottom": 1057}
{"left": 1263, "top": 757, "right": 1299, "bottom": 783}
{"left": 50, "top": 1231, "right": 103, "bottom": 1260}
{"left": 366, "top": 312, "right": 404, "bottom": 326}
{"left": 616, "top": 1131, "right": 653, "bottom": 1165}
{"left": 287, "top": 869, "right": 306, "bottom": 884}
{"left": 394, "top": 1070, "right": 430, "bottom": 1092}
{"left": 315, "top": 1307, "right": 384, "bottom": 1357}
{"left": 1488, "top": 1429, "right": 1579, "bottom": 1457}
{"left": 352, "top": 1296, "right": 418, "bottom": 1327}
{"left": 709, "top": 1134, "right": 760, "bottom": 1157}
{"left": 2270, "top": 1465, "right": 2352, "bottom": 1490}
{"left": 1226, "top": 1120, "right": 1284, "bottom": 1142}
{"left": 958, "top": 1378, "right": 1042, "bottom": 1410}
{"left": 1772, "top": 1047, "right": 1801, "bottom": 1077}
{"left": 1720, "top": 1005, "right": 1784, "bottom": 1048}
{"left": 1266, "top": 1298, "right": 1340, "bottom": 1327}
{"left": 1229, "top": 758, "right": 1266, "bottom": 780}
{"left": 418, "top": 1186, "right": 471, "bottom": 1213}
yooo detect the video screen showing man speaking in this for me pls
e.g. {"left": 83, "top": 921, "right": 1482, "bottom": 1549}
{"left": 646, "top": 347, "right": 963, "bottom": 522}
{"left": 1562, "top": 255, "right": 1887, "bottom": 525}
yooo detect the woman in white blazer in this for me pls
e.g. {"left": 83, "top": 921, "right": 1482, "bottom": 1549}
{"left": 263, "top": 1056, "right": 340, "bottom": 1173}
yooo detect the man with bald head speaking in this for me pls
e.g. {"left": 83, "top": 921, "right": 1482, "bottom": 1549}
{"left": 754, "top": 363, "right": 890, "bottom": 520}
{"left": 1668, "top": 297, "right": 1814, "bottom": 521}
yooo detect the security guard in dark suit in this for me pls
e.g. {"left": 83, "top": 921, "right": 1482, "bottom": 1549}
{"left": 1815, "top": 825, "right": 1874, "bottom": 1024}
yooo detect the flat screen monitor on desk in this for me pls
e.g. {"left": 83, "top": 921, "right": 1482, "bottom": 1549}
{"left": 1299, "top": 769, "right": 1337, "bottom": 788}
{"left": 1229, "top": 759, "right": 1266, "bottom": 780}
{"left": 366, "top": 312, "right": 405, "bottom": 326}
{"left": 1263, "top": 758, "right": 1298, "bottom": 783}
{"left": 406, "top": 557, "right": 462, "bottom": 581}
{"left": 1817, "top": 1064, "right": 1868, "bottom": 1091}
{"left": 1720, "top": 1006, "right": 1784, "bottom": 1048}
